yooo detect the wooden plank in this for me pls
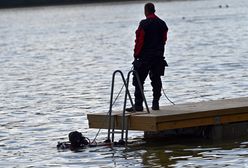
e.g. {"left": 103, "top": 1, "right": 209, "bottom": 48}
{"left": 87, "top": 114, "right": 110, "bottom": 128}
{"left": 151, "top": 97, "right": 248, "bottom": 122}
{"left": 125, "top": 115, "right": 157, "bottom": 131}
{"left": 87, "top": 97, "right": 248, "bottom": 131}
{"left": 87, "top": 112, "right": 157, "bottom": 131}
{"left": 157, "top": 113, "right": 248, "bottom": 131}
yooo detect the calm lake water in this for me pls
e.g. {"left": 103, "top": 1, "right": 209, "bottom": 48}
{"left": 0, "top": 0, "right": 248, "bottom": 167}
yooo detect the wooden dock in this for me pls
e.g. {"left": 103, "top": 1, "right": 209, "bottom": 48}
{"left": 87, "top": 97, "right": 248, "bottom": 132}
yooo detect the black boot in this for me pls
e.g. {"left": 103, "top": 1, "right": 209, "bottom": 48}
{"left": 152, "top": 100, "right": 159, "bottom": 110}
{"left": 126, "top": 105, "right": 143, "bottom": 112}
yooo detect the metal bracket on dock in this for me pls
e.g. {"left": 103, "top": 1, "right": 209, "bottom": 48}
{"left": 214, "top": 116, "right": 221, "bottom": 125}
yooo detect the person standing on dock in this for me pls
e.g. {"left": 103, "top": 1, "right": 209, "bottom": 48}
{"left": 126, "top": 3, "right": 168, "bottom": 112}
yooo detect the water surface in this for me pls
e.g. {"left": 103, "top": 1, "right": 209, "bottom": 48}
{"left": 0, "top": 0, "right": 248, "bottom": 167}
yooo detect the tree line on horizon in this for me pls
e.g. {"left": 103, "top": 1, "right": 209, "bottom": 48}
{"left": 0, "top": 0, "right": 140, "bottom": 8}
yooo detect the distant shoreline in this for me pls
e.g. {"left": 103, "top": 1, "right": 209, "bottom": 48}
{"left": 0, "top": 0, "right": 144, "bottom": 9}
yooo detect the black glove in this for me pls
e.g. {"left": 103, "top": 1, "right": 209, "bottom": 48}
{"left": 132, "top": 58, "right": 142, "bottom": 69}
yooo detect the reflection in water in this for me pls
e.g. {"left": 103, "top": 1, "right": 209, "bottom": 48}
{"left": 128, "top": 138, "right": 248, "bottom": 167}
{"left": 0, "top": 0, "right": 248, "bottom": 167}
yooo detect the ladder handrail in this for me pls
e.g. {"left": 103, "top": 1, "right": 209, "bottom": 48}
{"left": 107, "top": 69, "right": 150, "bottom": 144}
{"left": 107, "top": 70, "right": 134, "bottom": 141}
{"left": 120, "top": 70, "right": 150, "bottom": 142}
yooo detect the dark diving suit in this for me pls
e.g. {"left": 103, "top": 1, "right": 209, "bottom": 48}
{"left": 132, "top": 13, "right": 168, "bottom": 110}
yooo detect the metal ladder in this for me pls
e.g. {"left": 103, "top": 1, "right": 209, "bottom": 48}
{"left": 106, "top": 70, "right": 150, "bottom": 145}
